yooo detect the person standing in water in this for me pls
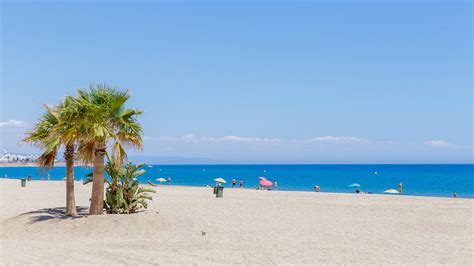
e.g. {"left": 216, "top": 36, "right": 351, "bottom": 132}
{"left": 167, "top": 176, "right": 171, "bottom": 186}
{"left": 239, "top": 179, "right": 243, "bottom": 188}
{"left": 273, "top": 180, "right": 278, "bottom": 190}
{"left": 398, "top": 181, "right": 403, "bottom": 194}
{"left": 232, "top": 178, "right": 236, "bottom": 188}
{"left": 453, "top": 191, "right": 457, "bottom": 198}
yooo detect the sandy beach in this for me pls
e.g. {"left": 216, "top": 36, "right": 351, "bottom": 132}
{"left": 0, "top": 178, "right": 472, "bottom": 264}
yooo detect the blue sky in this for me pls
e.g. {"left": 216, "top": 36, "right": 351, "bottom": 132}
{"left": 1, "top": 0, "right": 472, "bottom": 163}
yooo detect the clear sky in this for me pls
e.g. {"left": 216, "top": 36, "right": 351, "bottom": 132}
{"left": 1, "top": 0, "right": 472, "bottom": 163}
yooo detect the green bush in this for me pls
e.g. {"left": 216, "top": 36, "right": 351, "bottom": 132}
{"left": 84, "top": 157, "right": 156, "bottom": 214}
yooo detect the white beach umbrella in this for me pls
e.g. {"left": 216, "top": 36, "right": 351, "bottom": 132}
{"left": 214, "top": 178, "right": 226, "bottom": 184}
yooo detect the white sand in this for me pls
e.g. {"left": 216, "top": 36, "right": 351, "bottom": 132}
{"left": 0, "top": 178, "right": 472, "bottom": 264}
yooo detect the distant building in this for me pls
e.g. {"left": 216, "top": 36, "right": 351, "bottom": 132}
{"left": 0, "top": 149, "right": 43, "bottom": 163}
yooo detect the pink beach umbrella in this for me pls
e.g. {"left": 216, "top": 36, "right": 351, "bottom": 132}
{"left": 259, "top": 177, "right": 273, "bottom": 187}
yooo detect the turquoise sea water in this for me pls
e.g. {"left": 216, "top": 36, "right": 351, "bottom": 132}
{"left": 1, "top": 164, "right": 473, "bottom": 198}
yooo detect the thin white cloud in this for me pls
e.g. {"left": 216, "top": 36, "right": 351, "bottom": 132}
{"left": 180, "top": 134, "right": 281, "bottom": 144}
{"left": 307, "top": 136, "right": 369, "bottom": 143}
{"left": 146, "top": 134, "right": 372, "bottom": 145}
{"left": 0, "top": 120, "right": 28, "bottom": 128}
{"left": 425, "top": 140, "right": 453, "bottom": 148}
{"left": 214, "top": 135, "right": 281, "bottom": 143}
{"left": 148, "top": 134, "right": 474, "bottom": 149}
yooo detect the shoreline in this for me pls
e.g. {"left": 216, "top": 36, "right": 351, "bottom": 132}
{"left": 2, "top": 164, "right": 471, "bottom": 199}
{"left": 2, "top": 178, "right": 470, "bottom": 200}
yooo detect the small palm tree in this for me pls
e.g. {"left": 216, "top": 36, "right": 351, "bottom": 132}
{"left": 75, "top": 84, "right": 143, "bottom": 215}
{"left": 23, "top": 101, "right": 80, "bottom": 216}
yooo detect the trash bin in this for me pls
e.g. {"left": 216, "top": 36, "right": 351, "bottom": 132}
{"left": 216, "top": 186, "right": 224, "bottom": 198}
{"left": 213, "top": 186, "right": 218, "bottom": 194}
{"left": 21, "top": 178, "right": 27, "bottom": 187}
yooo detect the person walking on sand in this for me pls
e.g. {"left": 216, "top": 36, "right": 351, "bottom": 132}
{"left": 167, "top": 176, "right": 171, "bottom": 186}
{"left": 453, "top": 191, "right": 457, "bottom": 198}
{"left": 273, "top": 180, "right": 278, "bottom": 190}
{"left": 232, "top": 178, "right": 236, "bottom": 188}
{"left": 239, "top": 179, "right": 243, "bottom": 188}
{"left": 398, "top": 181, "right": 403, "bottom": 194}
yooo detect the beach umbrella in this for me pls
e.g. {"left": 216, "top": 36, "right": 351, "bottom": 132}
{"left": 156, "top": 178, "right": 167, "bottom": 183}
{"left": 259, "top": 179, "right": 273, "bottom": 187}
{"left": 384, "top": 189, "right": 400, "bottom": 194}
{"left": 349, "top": 183, "right": 361, "bottom": 188}
{"left": 214, "top": 178, "right": 226, "bottom": 184}
{"left": 259, "top": 176, "right": 268, "bottom": 181}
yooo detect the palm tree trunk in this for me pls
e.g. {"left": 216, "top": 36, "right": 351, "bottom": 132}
{"left": 89, "top": 146, "right": 106, "bottom": 215}
{"left": 65, "top": 143, "right": 78, "bottom": 217}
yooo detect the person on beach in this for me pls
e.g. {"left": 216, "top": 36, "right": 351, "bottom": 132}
{"left": 232, "top": 179, "right": 236, "bottom": 188}
{"left": 314, "top": 185, "right": 320, "bottom": 192}
{"left": 239, "top": 179, "right": 243, "bottom": 188}
{"left": 273, "top": 180, "right": 278, "bottom": 190}
{"left": 398, "top": 181, "right": 403, "bottom": 194}
{"left": 453, "top": 191, "right": 457, "bottom": 198}
{"left": 167, "top": 176, "right": 171, "bottom": 186}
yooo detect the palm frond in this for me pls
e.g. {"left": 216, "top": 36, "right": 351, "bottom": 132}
{"left": 36, "top": 150, "right": 58, "bottom": 169}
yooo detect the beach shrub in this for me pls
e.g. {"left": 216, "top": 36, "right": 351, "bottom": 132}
{"left": 106, "top": 161, "right": 156, "bottom": 214}
{"left": 84, "top": 158, "right": 155, "bottom": 214}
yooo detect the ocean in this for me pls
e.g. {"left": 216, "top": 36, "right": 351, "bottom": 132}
{"left": 1, "top": 164, "right": 473, "bottom": 198}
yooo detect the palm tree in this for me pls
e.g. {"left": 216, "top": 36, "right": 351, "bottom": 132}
{"left": 23, "top": 101, "right": 80, "bottom": 216}
{"left": 75, "top": 84, "right": 143, "bottom": 215}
